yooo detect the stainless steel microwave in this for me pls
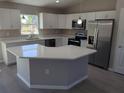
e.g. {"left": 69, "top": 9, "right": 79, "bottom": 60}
{"left": 72, "top": 19, "right": 86, "bottom": 30}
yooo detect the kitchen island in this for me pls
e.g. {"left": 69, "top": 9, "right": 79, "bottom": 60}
{"left": 7, "top": 44, "right": 96, "bottom": 90}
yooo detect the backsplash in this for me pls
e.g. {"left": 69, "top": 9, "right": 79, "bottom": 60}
{"left": 39, "top": 29, "right": 86, "bottom": 36}
{"left": 0, "top": 30, "right": 21, "bottom": 38}
{"left": 0, "top": 29, "right": 86, "bottom": 38}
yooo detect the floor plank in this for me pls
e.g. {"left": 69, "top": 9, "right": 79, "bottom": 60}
{"left": 0, "top": 64, "right": 124, "bottom": 93}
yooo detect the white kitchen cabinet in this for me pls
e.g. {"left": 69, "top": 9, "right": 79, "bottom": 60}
{"left": 0, "top": 8, "right": 21, "bottom": 30}
{"left": 0, "top": 9, "right": 11, "bottom": 30}
{"left": 39, "top": 13, "right": 58, "bottom": 29}
{"left": 56, "top": 37, "right": 68, "bottom": 47}
{"left": 80, "top": 13, "right": 87, "bottom": 19}
{"left": 58, "top": 14, "right": 66, "bottom": 29}
{"left": 66, "top": 14, "right": 73, "bottom": 29}
{"left": 1, "top": 39, "right": 45, "bottom": 65}
{"left": 71, "top": 14, "right": 81, "bottom": 20}
{"left": 10, "top": 9, "right": 21, "bottom": 29}
{"left": 85, "top": 12, "right": 96, "bottom": 30}
{"left": 95, "top": 11, "right": 116, "bottom": 19}
{"left": 81, "top": 40, "right": 87, "bottom": 47}
{"left": 0, "top": 43, "right": 3, "bottom": 63}
{"left": 86, "top": 12, "right": 96, "bottom": 21}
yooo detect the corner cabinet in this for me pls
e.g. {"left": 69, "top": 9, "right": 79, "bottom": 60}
{"left": 0, "top": 8, "right": 21, "bottom": 30}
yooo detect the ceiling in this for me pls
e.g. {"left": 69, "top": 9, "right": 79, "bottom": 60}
{"left": 0, "top": 0, "right": 84, "bottom": 8}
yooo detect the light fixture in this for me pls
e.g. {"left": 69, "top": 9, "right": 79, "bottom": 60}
{"left": 22, "top": 15, "right": 25, "bottom": 19}
{"left": 77, "top": 17, "right": 82, "bottom": 24}
{"left": 77, "top": 0, "right": 82, "bottom": 24}
{"left": 22, "top": 15, "right": 26, "bottom": 24}
{"left": 56, "top": 0, "right": 60, "bottom": 3}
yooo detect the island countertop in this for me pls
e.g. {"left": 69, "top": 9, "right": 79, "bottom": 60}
{"left": 7, "top": 44, "right": 96, "bottom": 60}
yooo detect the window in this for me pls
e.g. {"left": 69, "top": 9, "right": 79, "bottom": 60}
{"left": 20, "top": 14, "right": 39, "bottom": 35}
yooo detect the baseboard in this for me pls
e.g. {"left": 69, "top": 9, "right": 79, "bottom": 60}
{"left": 30, "top": 75, "right": 88, "bottom": 90}
{"left": 0, "top": 59, "right": 3, "bottom": 63}
{"left": 17, "top": 74, "right": 31, "bottom": 88}
{"left": 108, "top": 68, "right": 114, "bottom": 72}
{"left": 66, "top": 75, "right": 88, "bottom": 89}
{"left": 17, "top": 74, "right": 88, "bottom": 90}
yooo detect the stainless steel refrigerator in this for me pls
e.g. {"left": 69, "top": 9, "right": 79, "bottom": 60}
{"left": 87, "top": 19, "right": 114, "bottom": 69}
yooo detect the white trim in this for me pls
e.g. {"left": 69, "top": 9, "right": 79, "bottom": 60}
{"left": 17, "top": 74, "right": 31, "bottom": 88}
{"left": 30, "top": 76, "right": 88, "bottom": 90}
{"left": 17, "top": 73, "right": 88, "bottom": 90}
{"left": 0, "top": 59, "right": 3, "bottom": 63}
{"left": 108, "top": 68, "right": 114, "bottom": 72}
{"left": 67, "top": 75, "right": 88, "bottom": 89}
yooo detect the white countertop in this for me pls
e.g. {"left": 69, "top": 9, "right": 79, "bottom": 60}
{"left": 7, "top": 44, "right": 96, "bottom": 60}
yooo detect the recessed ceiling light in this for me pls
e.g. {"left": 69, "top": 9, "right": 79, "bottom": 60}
{"left": 56, "top": 0, "right": 60, "bottom": 3}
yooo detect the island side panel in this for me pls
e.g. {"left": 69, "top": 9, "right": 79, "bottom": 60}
{"left": 17, "top": 57, "right": 31, "bottom": 87}
{"left": 29, "top": 59, "right": 69, "bottom": 86}
{"left": 29, "top": 57, "right": 88, "bottom": 89}
{"left": 67, "top": 56, "right": 88, "bottom": 87}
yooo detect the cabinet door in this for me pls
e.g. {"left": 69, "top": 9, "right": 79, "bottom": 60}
{"left": 0, "top": 9, "right": 4, "bottom": 29}
{"left": 50, "top": 14, "right": 58, "bottom": 29}
{"left": 95, "top": 11, "right": 115, "bottom": 19}
{"left": 86, "top": 12, "right": 96, "bottom": 21}
{"left": 1, "top": 9, "right": 11, "bottom": 30}
{"left": 66, "top": 14, "right": 73, "bottom": 29}
{"left": 41, "top": 13, "right": 58, "bottom": 29}
{"left": 10, "top": 9, "right": 21, "bottom": 29}
{"left": 71, "top": 14, "right": 80, "bottom": 20}
{"left": 80, "top": 13, "right": 87, "bottom": 19}
{"left": 0, "top": 43, "right": 3, "bottom": 62}
{"left": 86, "top": 12, "right": 96, "bottom": 30}
{"left": 58, "top": 14, "right": 66, "bottom": 29}
{"left": 43, "top": 13, "right": 51, "bottom": 28}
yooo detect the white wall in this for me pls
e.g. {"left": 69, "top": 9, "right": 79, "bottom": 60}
{"left": 109, "top": 0, "right": 124, "bottom": 69}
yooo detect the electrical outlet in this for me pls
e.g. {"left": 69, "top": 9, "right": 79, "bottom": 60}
{"left": 45, "top": 69, "right": 50, "bottom": 75}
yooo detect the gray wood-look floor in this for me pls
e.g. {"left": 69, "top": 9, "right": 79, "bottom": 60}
{"left": 0, "top": 63, "right": 124, "bottom": 93}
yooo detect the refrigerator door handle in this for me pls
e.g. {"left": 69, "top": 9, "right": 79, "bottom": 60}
{"left": 93, "top": 28, "right": 99, "bottom": 49}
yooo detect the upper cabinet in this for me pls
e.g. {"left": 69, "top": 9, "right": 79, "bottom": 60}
{"left": 39, "top": 11, "right": 116, "bottom": 29}
{"left": 39, "top": 13, "right": 66, "bottom": 29}
{"left": 10, "top": 9, "right": 21, "bottom": 29}
{"left": 39, "top": 13, "right": 58, "bottom": 29}
{"left": 0, "top": 8, "right": 21, "bottom": 30}
{"left": 58, "top": 14, "right": 66, "bottom": 29}
{"left": 66, "top": 14, "right": 73, "bottom": 29}
{"left": 86, "top": 12, "right": 96, "bottom": 21}
{"left": 95, "top": 11, "right": 116, "bottom": 19}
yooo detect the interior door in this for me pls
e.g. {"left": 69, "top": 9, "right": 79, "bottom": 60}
{"left": 114, "top": 8, "right": 124, "bottom": 74}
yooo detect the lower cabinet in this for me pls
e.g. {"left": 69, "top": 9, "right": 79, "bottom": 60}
{"left": 0, "top": 43, "right": 3, "bottom": 63}
{"left": 56, "top": 38, "right": 68, "bottom": 47}
{"left": 1, "top": 40, "right": 45, "bottom": 65}
{"left": 1, "top": 37, "right": 69, "bottom": 65}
